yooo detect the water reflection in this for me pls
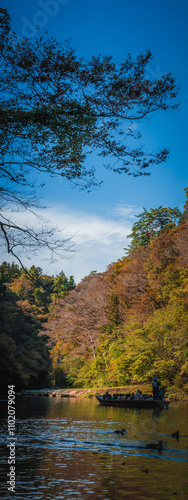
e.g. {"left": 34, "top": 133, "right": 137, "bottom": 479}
{"left": 0, "top": 397, "right": 188, "bottom": 499}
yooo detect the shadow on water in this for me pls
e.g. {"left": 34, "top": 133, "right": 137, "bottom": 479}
{"left": 0, "top": 396, "right": 188, "bottom": 499}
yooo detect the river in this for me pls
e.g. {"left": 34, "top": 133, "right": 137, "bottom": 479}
{"left": 0, "top": 396, "right": 188, "bottom": 499}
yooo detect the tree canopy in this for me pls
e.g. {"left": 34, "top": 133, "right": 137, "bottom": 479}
{"left": 126, "top": 206, "right": 182, "bottom": 252}
{"left": 1, "top": 207, "right": 188, "bottom": 394}
{"left": 42, "top": 213, "right": 188, "bottom": 392}
{"left": 0, "top": 7, "right": 179, "bottom": 264}
{"left": 0, "top": 261, "right": 75, "bottom": 390}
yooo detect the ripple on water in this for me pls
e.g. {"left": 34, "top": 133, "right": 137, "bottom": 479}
{"left": 0, "top": 398, "right": 188, "bottom": 499}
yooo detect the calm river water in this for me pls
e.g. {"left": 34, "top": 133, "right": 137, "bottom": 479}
{"left": 0, "top": 396, "right": 188, "bottom": 499}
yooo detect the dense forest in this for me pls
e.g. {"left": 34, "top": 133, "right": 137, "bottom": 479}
{"left": 0, "top": 264, "right": 75, "bottom": 392}
{"left": 1, "top": 195, "right": 188, "bottom": 396}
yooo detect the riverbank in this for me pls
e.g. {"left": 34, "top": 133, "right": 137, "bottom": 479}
{"left": 17, "top": 384, "right": 188, "bottom": 401}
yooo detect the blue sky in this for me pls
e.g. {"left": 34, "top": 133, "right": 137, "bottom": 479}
{"left": 1, "top": 0, "right": 188, "bottom": 282}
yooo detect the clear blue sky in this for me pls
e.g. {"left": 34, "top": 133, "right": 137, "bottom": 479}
{"left": 1, "top": 0, "right": 188, "bottom": 282}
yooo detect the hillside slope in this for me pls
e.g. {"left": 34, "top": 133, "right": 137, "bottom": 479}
{"left": 43, "top": 217, "right": 188, "bottom": 393}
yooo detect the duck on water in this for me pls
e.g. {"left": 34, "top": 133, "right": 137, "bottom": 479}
{"left": 114, "top": 428, "right": 126, "bottom": 435}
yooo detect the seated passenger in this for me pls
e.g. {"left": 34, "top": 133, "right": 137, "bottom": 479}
{"left": 103, "top": 391, "right": 110, "bottom": 399}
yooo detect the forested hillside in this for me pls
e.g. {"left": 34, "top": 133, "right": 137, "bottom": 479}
{"left": 43, "top": 205, "right": 188, "bottom": 395}
{"left": 1, "top": 201, "right": 188, "bottom": 396}
{"left": 0, "top": 264, "right": 75, "bottom": 392}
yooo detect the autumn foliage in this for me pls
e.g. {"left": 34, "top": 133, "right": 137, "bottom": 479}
{"left": 43, "top": 213, "right": 188, "bottom": 394}
{"left": 1, "top": 207, "right": 188, "bottom": 395}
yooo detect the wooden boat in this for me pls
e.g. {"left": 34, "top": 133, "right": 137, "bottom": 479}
{"left": 95, "top": 394, "right": 169, "bottom": 409}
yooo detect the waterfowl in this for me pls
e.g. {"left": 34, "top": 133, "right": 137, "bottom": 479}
{"left": 114, "top": 428, "right": 126, "bottom": 435}
{"left": 146, "top": 440, "right": 164, "bottom": 450}
{"left": 142, "top": 468, "right": 149, "bottom": 474}
{"left": 171, "top": 430, "right": 179, "bottom": 439}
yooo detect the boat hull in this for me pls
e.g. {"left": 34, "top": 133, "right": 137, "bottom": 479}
{"left": 95, "top": 395, "right": 169, "bottom": 409}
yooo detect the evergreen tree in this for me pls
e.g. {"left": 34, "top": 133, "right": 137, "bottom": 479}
{"left": 126, "top": 206, "right": 182, "bottom": 252}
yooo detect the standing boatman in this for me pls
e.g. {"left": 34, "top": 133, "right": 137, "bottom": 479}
{"left": 152, "top": 377, "right": 160, "bottom": 399}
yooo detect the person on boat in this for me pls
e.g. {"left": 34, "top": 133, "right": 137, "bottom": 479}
{"left": 152, "top": 377, "right": 161, "bottom": 399}
{"left": 134, "top": 390, "right": 143, "bottom": 400}
{"left": 103, "top": 391, "right": 111, "bottom": 399}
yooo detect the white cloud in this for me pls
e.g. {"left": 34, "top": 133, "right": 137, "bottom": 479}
{"left": 0, "top": 203, "right": 137, "bottom": 283}
{"left": 112, "top": 203, "right": 141, "bottom": 219}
